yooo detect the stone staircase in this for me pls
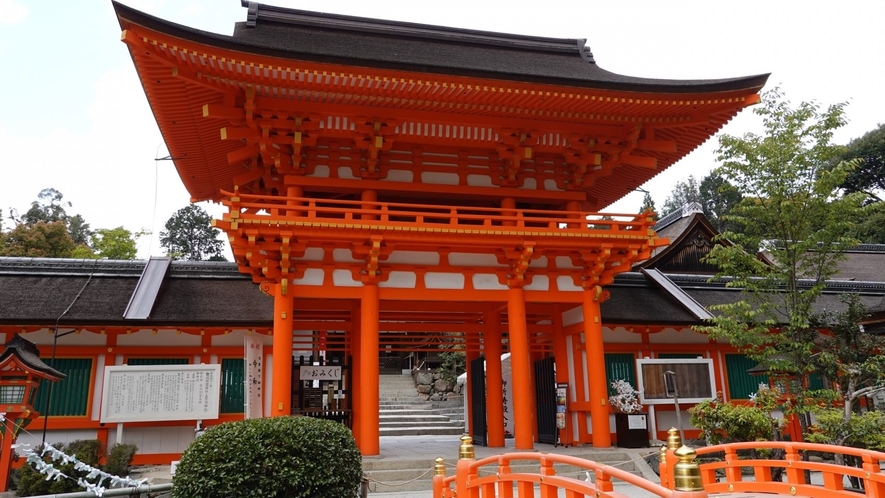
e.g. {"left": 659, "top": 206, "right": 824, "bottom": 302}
{"left": 378, "top": 373, "right": 465, "bottom": 436}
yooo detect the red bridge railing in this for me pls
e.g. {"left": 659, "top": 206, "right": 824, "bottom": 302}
{"left": 436, "top": 429, "right": 885, "bottom": 498}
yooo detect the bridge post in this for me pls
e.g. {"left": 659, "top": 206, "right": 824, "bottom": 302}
{"left": 672, "top": 445, "right": 707, "bottom": 497}
{"left": 665, "top": 427, "right": 681, "bottom": 489}
{"left": 456, "top": 434, "right": 477, "bottom": 498}
{"left": 658, "top": 445, "right": 669, "bottom": 489}
{"left": 433, "top": 457, "right": 446, "bottom": 498}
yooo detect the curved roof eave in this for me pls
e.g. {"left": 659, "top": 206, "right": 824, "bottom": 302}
{"left": 114, "top": 1, "right": 769, "bottom": 95}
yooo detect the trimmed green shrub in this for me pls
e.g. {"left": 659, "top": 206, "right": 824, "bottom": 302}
{"left": 172, "top": 416, "right": 362, "bottom": 498}
{"left": 104, "top": 443, "right": 139, "bottom": 477}
{"left": 16, "top": 439, "right": 137, "bottom": 496}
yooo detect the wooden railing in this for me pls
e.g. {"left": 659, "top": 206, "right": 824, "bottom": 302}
{"left": 433, "top": 435, "right": 698, "bottom": 498}
{"left": 220, "top": 190, "right": 655, "bottom": 237}
{"left": 692, "top": 440, "right": 885, "bottom": 497}
{"left": 436, "top": 429, "right": 885, "bottom": 497}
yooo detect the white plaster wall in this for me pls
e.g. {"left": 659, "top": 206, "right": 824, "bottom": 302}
{"left": 424, "top": 272, "right": 465, "bottom": 289}
{"left": 449, "top": 253, "right": 505, "bottom": 267}
{"left": 332, "top": 249, "right": 360, "bottom": 263}
{"left": 294, "top": 247, "right": 324, "bottom": 261}
{"left": 379, "top": 271, "right": 417, "bottom": 288}
{"left": 110, "top": 426, "right": 197, "bottom": 454}
{"left": 556, "top": 275, "right": 581, "bottom": 292}
{"left": 602, "top": 326, "right": 642, "bottom": 344}
{"left": 22, "top": 330, "right": 107, "bottom": 346}
{"left": 332, "top": 269, "right": 361, "bottom": 287}
{"left": 523, "top": 275, "right": 549, "bottom": 291}
{"left": 561, "top": 305, "right": 584, "bottom": 327}
{"left": 309, "top": 165, "right": 330, "bottom": 178}
{"left": 19, "top": 430, "right": 98, "bottom": 448}
{"left": 421, "top": 172, "right": 459, "bottom": 185}
{"left": 116, "top": 329, "right": 201, "bottom": 347}
{"left": 292, "top": 268, "right": 324, "bottom": 286}
{"left": 555, "top": 256, "right": 580, "bottom": 269}
{"left": 467, "top": 175, "right": 493, "bottom": 187}
{"left": 528, "top": 256, "right": 548, "bottom": 268}
{"left": 648, "top": 327, "right": 710, "bottom": 344}
{"left": 381, "top": 169, "right": 414, "bottom": 182}
{"left": 654, "top": 410, "right": 697, "bottom": 433}
{"left": 543, "top": 179, "right": 561, "bottom": 191}
{"left": 211, "top": 331, "right": 271, "bottom": 347}
{"left": 385, "top": 251, "right": 440, "bottom": 266}
{"left": 472, "top": 274, "right": 507, "bottom": 290}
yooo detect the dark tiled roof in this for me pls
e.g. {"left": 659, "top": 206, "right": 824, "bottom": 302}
{"left": 113, "top": 2, "right": 768, "bottom": 94}
{"left": 834, "top": 250, "right": 885, "bottom": 283}
{"left": 0, "top": 258, "right": 269, "bottom": 327}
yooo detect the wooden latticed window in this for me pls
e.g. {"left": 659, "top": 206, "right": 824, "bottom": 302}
{"left": 34, "top": 359, "right": 92, "bottom": 416}
{"left": 220, "top": 358, "right": 245, "bottom": 414}
{"left": 725, "top": 354, "right": 768, "bottom": 400}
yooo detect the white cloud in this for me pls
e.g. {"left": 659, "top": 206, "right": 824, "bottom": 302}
{"left": 0, "top": 0, "right": 28, "bottom": 25}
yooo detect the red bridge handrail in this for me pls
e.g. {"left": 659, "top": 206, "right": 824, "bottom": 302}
{"left": 694, "top": 440, "right": 885, "bottom": 497}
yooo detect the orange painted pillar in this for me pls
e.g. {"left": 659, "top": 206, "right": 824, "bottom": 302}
{"left": 583, "top": 287, "right": 611, "bottom": 447}
{"left": 507, "top": 286, "right": 534, "bottom": 450}
{"left": 351, "top": 300, "right": 362, "bottom": 445}
{"left": 359, "top": 282, "right": 380, "bottom": 455}
{"left": 271, "top": 283, "right": 293, "bottom": 416}
{"left": 483, "top": 307, "right": 505, "bottom": 447}
{"left": 0, "top": 417, "right": 15, "bottom": 492}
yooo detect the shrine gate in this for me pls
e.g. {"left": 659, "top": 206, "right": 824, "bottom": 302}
{"left": 115, "top": 1, "right": 767, "bottom": 455}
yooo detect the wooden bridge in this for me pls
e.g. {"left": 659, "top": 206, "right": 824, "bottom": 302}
{"left": 433, "top": 429, "right": 885, "bottom": 497}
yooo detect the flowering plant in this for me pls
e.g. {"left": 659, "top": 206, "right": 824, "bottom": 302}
{"left": 609, "top": 380, "right": 643, "bottom": 414}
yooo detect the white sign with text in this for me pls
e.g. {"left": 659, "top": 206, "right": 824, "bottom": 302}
{"left": 100, "top": 364, "right": 221, "bottom": 423}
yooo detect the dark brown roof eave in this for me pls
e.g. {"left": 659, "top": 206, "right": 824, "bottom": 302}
{"left": 113, "top": 1, "right": 769, "bottom": 95}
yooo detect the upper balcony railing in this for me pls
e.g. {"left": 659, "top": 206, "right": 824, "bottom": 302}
{"left": 219, "top": 190, "right": 657, "bottom": 238}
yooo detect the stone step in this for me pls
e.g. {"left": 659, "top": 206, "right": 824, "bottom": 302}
{"left": 378, "top": 426, "right": 467, "bottom": 436}
{"left": 380, "top": 415, "right": 452, "bottom": 423}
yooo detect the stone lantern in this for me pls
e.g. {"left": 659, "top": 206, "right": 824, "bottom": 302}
{"left": 0, "top": 335, "right": 65, "bottom": 491}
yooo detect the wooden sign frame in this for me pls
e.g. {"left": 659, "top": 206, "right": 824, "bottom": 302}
{"left": 636, "top": 358, "right": 715, "bottom": 405}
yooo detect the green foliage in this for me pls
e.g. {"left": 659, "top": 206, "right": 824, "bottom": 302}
{"left": 853, "top": 200, "right": 885, "bottom": 244}
{"left": 806, "top": 408, "right": 885, "bottom": 451}
{"left": 172, "top": 416, "right": 362, "bottom": 498}
{"left": 104, "top": 443, "right": 139, "bottom": 477}
{"left": 689, "top": 385, "right": 782, "bottom": 445}
{"left": 16, "top": 439, "right": 137, "bottom": 496}
{"left": 661, "top": 175, "right": 702, "bottom": 216}
{"left": 160, "top": 204, "right": 226, "bottom": 261}
{"left": 699, "top": 171, "right": 743, "bottom": 233}
{"left": 638, "top": 192, "right": 659, "bottom": 220}
{"left": 90, "top": 227, "right": 148, "bottom": 260}
{"left": 438, "top": 350, "right": 465, "bottom": 384}
{"left": 837, "top": 123, "right": 885, "bottom": 202}
{"left": 699, "top": 89, "right": 865, "bottom": 421}
{"left": 0, "top": 221, "right": 76, "bottom": 258}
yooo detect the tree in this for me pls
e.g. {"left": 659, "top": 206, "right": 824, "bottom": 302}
{"left": 160, "top": 204, "right": 226, "bottom": 261}
{"left": 638, "top": 192, "right": 659, "bottom": 220}
{"left": 9, "top": 188, "right": 93, "bottom": 246}
{"left": 837, "top": 123, "right": 885, "bottom": 202}
{"left": 699, "top": 171, "right": 743, "bottom": 233}
{"left": 699, "top": 89, "right": 866, "bottom": 436}
{"left": 661, "top": 175, "right": 702, "bottom": 216}
{"left": 0, "top": 221, "right": 76, "bottom": 258}
{"left": 79, "top": 227, "right": 148, "bottom": 260}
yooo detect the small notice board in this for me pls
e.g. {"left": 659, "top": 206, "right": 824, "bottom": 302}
{"left": 100, "top": 364, "right": 221, "bottom": 423}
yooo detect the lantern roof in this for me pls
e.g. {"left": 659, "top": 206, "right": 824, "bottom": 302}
{"left": 0, "top": 335, "right": 65, "bottom": 381}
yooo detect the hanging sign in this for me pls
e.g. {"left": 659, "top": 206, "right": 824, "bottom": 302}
{"left": 299, "top": 365, "right": 342, "bottom": 381}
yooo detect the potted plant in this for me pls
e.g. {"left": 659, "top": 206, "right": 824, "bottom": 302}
{"left": 609, "top": 380, "right": 649, "bottom": 448}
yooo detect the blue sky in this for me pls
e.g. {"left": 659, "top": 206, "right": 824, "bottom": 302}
{"left": 1, "top": 0, "right": 883, "bottom": 258}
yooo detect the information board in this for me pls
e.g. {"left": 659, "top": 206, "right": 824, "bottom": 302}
{"left": 100, "top": 364, "right": 221, "bottom": 423}
{"left": 636, "top": 358, "right": 715, "bottom": 405}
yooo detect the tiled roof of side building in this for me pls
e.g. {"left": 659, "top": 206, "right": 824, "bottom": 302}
{"left": 113, "top": 1, "right": 768, "bottom": 94}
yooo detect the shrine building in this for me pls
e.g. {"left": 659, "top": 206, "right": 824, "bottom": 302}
{"left": 116, "top": 1, "right": 768, "bottom": 455}
{"left": 0, "top": 1, "right": 779, "bottom": 460}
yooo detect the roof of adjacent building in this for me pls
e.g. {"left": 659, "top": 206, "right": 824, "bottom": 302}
{"left": 114, "top": 1, "right": 768, "bottom": 94}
